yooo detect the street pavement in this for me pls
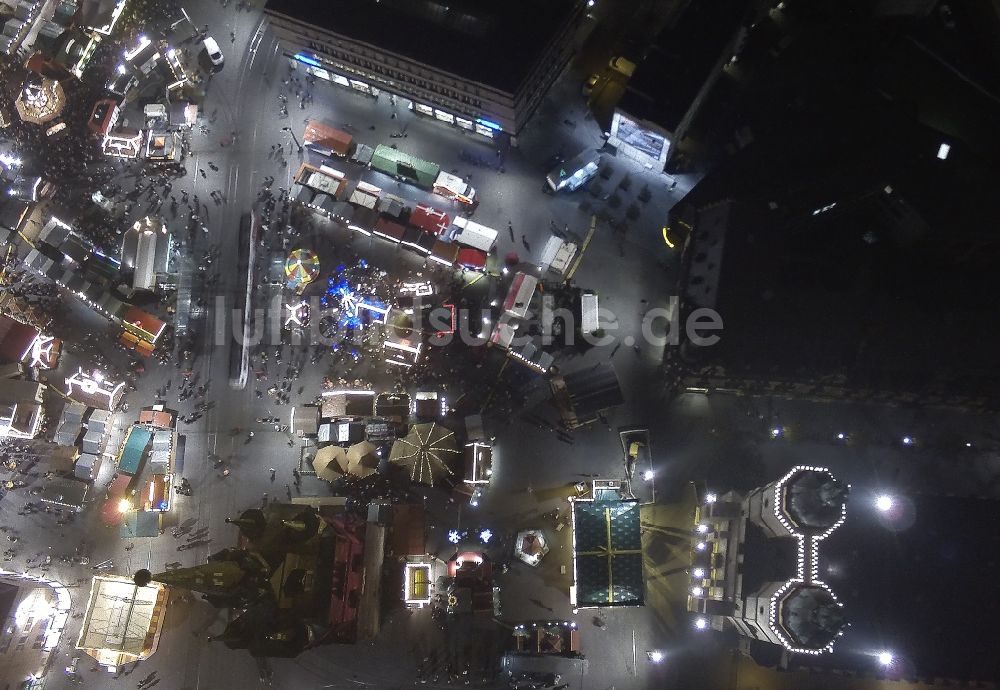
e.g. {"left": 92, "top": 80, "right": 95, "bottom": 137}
{"left": 7, "top": 2, "right": 999, "bottom": 690}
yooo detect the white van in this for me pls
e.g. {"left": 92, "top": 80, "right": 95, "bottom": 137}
{"left": 203, "top": 37, "right": 224, "bottom": 66}
{"left": 580, "top": 292, "right": 599, "bottom": 334}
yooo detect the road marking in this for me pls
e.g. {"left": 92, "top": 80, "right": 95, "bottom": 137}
{"left": 565, "top": 214, "right": 597, "bottom": 280}
{"left": 631, "top": 628, "right": 637, "bottom": 676}
{"left": 463, "top": 272, "right": 485, "bottom": 290}
{"left": 191, "top": 152, "right": 201, "bottom": 192}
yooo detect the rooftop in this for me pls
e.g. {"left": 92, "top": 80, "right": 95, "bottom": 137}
{"left": 617, "top": 0, "right": 751, "bottom": 132}
{"left": 782, "top": 469, "right": 849, "bottom": 533}
{"left": 677, "top": 111, "right": 1000, "bottom": 401}
{"left": 265, "top": 0, "right": 580, "bottom": 93}
{"left": 77, "top": 576, "right": 165, "bottom": 657}
{"left": 572, "top": 499, "right": 643, "bottom": 607}
{"left": 813, "top": 494, "right": 1000, "bottom": 682}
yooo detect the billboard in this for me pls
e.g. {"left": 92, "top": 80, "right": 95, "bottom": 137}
{"left": 612, "top": 112, "right": 668, "bottom": 164}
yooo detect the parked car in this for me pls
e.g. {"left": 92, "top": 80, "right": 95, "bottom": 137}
{"left": 203, "top": 36, "right": 224, "bottom": 66}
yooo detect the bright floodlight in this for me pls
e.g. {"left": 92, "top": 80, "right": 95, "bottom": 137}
{"left": 837, "top": 432, "right": 845, "bottom": 440}
{"left": 695, "top": 523, "right": 708, "bottom": 534}
{"left": 692, "top": 567, "right": 705, "bottom": 578}
{"left": 691, "top": 586, "right": 704, "bottom": 597}
{"left": 647, "top": 650, "right": 665, "bottom": 663}
{"left": 901, "top": 436, "right": 913, "bottom": 445}
{"left": 117, "top": 498, "right": 131, "bottom": 514}
{"left": 875, "top": 495, "right": 894, "bottom": 512}
{"left": 694, "top": 617, "right": 708, "bottom": 630}
{"left": 877, "top": 651, "right": 894, "bottom": 666}
{"left": 695, "top": 541, "right": 707, "bottom": 552}
{"left": 705, "top": 492, "right": 717, "bottom": 504}
{"left": 770, "top": 427, "right": 782, "bottom": 437}
{"left": 937, "top": 143, "right": 950, "bottom": 160}
{"left": 643, "top": 469, "right": 655, "bottom": 481}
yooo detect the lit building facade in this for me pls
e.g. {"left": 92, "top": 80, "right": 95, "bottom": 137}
{"left": 0, "top": 571, "right": 73, "bottom": 689}
{"left": 264, "top": 0, "right": 584, "bottom": 142}
{"left": 76, "top": 576, "right": 168, "bottom": 672}
{"left": 689, "top": 466, "right": 849, "bottom": 656}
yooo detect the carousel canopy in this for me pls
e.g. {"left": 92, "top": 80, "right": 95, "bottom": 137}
{"left": 312, "top": 445, "right": 349, "bottom": 481}
{"left": 514, "top": 529, "right": 550, "bottom": 566}
{"left": 15, "top": 76, "right": 66, "bottom": 125}
{"left": 284, "top": 248, "right": 320, "bottom": 292}
{"left": 345, "top": 440, "right": 378, "bottom": 478}
{"left": 389, "top": 422, "right": 458, "bottom": 485}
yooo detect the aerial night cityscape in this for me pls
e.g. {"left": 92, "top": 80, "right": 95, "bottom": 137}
{"left": 0, "top": 0, "right": 998, "bottom": 688}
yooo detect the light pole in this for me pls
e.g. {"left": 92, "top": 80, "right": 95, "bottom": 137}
{"left": 281, "top": 126, "right": 303, "bottom": 153}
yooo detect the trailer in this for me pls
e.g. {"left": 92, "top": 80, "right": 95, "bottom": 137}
{"left": 503, "top": 272, "right": 538, "bottom": 320}
{"left": 433, "top": 170, "right": 476, "bottom": 204}
{"left": 304, "top": 120, "right": 354, "bottom": 157}
{"left": 452, "top": 217, "right": 498, "bottom": 252}
{"left": 371, "top": 144, "right": 440, "bottom": 188}
{"left": 539, "top": 236, "right": 577, "bottom": 275}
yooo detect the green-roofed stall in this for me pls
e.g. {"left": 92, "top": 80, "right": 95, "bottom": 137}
{"left": 117, "top": 425, "right": 152, "bottom": 476}
{"left": 571, "top": 499, "right": 644, "bottom": 608}
{"left": 370, "top": 144, "right": 440, "bottom": 188}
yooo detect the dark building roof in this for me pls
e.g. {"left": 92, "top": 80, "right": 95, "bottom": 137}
{"left": 738, "top": 520, "right": 797, "bottom": 595}
{"left": 562, "top": 363, "right": 623, "bottom": 418}
{"left": 675, "top": 106, "right": 1000, "bottom": 402}
{"left": 813, "top": 494, "right": 1000, "bottom": 682}
{"left": 265, "top": 0, "right": 580, "bottom": 93}
{"left": 617, "top": 0, "right": 751, "bottom": 132}
{"left": 778, "top": 584, "right": 847, "bottom": 651}
{"left": 572, "top": 499, "right": 643, "bottom": 607}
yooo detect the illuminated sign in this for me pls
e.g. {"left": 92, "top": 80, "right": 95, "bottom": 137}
{"left": 475, "top": 117, "right": 502, "bottom": 132}
{"left": 294, "top": 53, "right": 322, "bottom": 68}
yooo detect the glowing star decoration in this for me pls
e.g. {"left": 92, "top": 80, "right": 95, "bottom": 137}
{"left": 284, "top": 301, "right": 309, "bottom": 328}
{"left": 447, "top": 529, "right": 461, "bottom": 544}
{"left": 321, "top": 264, "right": 389, "bottom": 330}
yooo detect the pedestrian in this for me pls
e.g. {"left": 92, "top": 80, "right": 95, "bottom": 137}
{"left": 269, "top": 468, "right": 276, "bottom": 481}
